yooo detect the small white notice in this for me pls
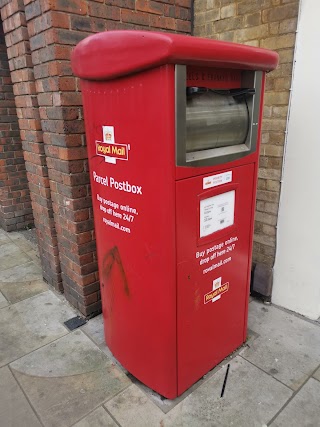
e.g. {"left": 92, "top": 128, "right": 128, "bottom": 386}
{"left": 102, "top": 125, "right": 116, "bottom": 164}
{"left": 103, "top": 126, "right": 115, "bottom": 144}
{"left": 200, "top": 190, "right": 235, "bottom": 238}
{"left": 203, "top": 171, "right": 232, "bottom": 190}
{"left": 212, "top": 277, "right": 222, "bottom": 302}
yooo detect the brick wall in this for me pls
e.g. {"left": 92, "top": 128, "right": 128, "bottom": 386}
{"left": 0, "top": 0, "right": 62, "bottom": 291}
{"left": 0, "top": 20, "right": 33, "bottom": 231}
{"left": 194, "top": 0, "right": 299, "bottom": 268}
{"left": 0, "top": 0, "right": 192, "bottom": 316}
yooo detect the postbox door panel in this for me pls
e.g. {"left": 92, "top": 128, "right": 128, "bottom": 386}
{"left": 176, "top": 163, "right": 255, "bottom": 394}
{"left": 81, "top": 65, "right": 178, "bottom": 399}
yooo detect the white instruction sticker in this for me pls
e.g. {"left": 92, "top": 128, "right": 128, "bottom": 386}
{"left": 102, "top": 125, "right": 116, "bottom": 164}
{"left": 200, "top": 190, "right": 235, "bottom": 238}
{"left": 211, "top": 277, "right": 222, "bottom": 302}
{"left": 203, "top": 171, "right": 232, "bottom": 190}
{"left": 103, "top": 126, "right": 115, "bottom": 144}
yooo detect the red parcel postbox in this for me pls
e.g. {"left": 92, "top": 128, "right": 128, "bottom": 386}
{"left": 72, "top": 31, "right": 278, "bottom": 399}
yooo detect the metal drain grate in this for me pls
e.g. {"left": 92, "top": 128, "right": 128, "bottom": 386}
{"left": 64, "top": 316, "right": 87, "bottom": 331}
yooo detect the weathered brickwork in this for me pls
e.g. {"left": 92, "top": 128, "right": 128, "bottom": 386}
{"left": 0, "top": 20, "right": 32, "bottom": 231}
{"left": 0, "top": 0, "right": 192, "bottom": 316}
{"left": 0, "top": 0, "right": 62, "bottom": 291}
{"left": 194, "top": 0, "right": 299, "bottom": 267}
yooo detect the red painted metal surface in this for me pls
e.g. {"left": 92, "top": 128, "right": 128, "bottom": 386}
{"left": 72, "top": 30, "right": 279, "bottom": 81}
{"left": 81, "top": 66, "right": 178, "bottom": 398}
{"left": 176, "top": 164, "right": 256, "bottom": 393}
{"left": 72, "top": 31, "right": 277, "bottom": 399}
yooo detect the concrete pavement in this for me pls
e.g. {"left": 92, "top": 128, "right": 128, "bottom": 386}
{"left": 1, "top": 227, "right": 320, "bottom": 427}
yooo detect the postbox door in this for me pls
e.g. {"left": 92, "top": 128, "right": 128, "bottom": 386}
{"left": 176, "top": 163, "right": 256, "bottom": 395}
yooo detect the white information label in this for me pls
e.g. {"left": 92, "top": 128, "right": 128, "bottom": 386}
{"left": 102, "top": 125, "right": 116, "bottom": 164}
{"left": 212, "top": 277, "right": 222, "bottom": 302}
{"left": 103, "top": 126, "right": 115, "bottom": 144}
{"left": 203, "top": 171, "right": 232, "bottom": 190}
{"left": 200, "top": 190, "right": 235, "bottom": 238}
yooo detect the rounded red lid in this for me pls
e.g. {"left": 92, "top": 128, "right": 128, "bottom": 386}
{"left": 72, "top": 30, "right": 279, "bottom": 81}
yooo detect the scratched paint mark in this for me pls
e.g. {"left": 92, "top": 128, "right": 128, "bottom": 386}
{"left": 90, "top": 152, "right": 107, "bottom": 166}
{"left": 194, "top": 287, "right": 201, "bottom": 311}
{"left": 101, "top": 246, "right": 130, "bottom": 343}
{"left": 102, "top": 246, "right": 130, "bottom": 297}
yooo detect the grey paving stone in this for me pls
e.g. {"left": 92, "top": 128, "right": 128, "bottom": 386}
{"left": 10, "top": 237, "right": 37, "bottom": 254}
{"left": 73, "top": 407, "right": 118, "bottom": 427}
{"left": 6, "top": 230, "right": 35, "bottom": 244}
{"left": 128, "top": 357, "right": 233, "bottom": 415}
{"left": 6, "top": 230, "right": 25, "bottom": 241}
{"left": 0, "top": 279, "right": 48, "bottom": 304}
{"left": 0, "top": 291, "right": 8, "bottom": 309}
{"left": 0, "top": 232, "right": 11, "bottom": 246}
{"left": 105, "top": 384, "right": 166, "bottom": 427}
{"left": 0, "top": 366, "right": 41, "bottom": 427}
{"left": 313, "top": 366, "right": 320, "bottom": 382}
{"left": 271, "top": 378, "right": 320, "bottom": 427}
{"left": 81, "top": 315, "right": 128, "bottom": 374}
{"left": 81, "top": 314, "right": 105, "bottom": 346}
{"left": 11, "top": 329, "right": 107, "bottom": 377}
{"left": 0, "top": 291, "right": 74, "bottom": 367}
{"left": 106, "top": 356, "right": 292, "bottom": 427}
{"left": 11, "top": 330, "right": 130, "bottom": 427}
{"left": 19, "top": 229, "right": 38, "bottom": 248}
{"left": 27, "top": 249, "right": 42, "bottom": 267}
{"left": 242, "top": 300, "right": 320, "bottom": 390}
{"left": 0, "top": 260, "right": 42, "bottom": 282}
{"left": 0, "top": 242, "right": 32, "bottom": 271}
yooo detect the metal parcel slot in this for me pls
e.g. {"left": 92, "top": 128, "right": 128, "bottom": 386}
{"left": 186, "top": 90, "right": 250, "bottom": 153}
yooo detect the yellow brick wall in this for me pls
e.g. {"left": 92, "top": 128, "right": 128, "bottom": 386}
{"left": 194, "top": 0, "right": 299, "bottom": 267}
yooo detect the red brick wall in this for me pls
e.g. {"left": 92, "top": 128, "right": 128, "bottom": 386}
{"left": 0, "top": 20, "right": 33, "bottom": 231}
{"left": 0, "top": 0, "right": 192, "bottom": 316}
{"left": 0, "top": 0, "right": 62, "bottom": 291}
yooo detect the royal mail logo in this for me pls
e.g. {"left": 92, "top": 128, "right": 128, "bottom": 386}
{"left": 204, "top": 281, "right": 229, "bottom": 304}
{"left": 96, "top": 141, "right": 128, "bottom": 161}
{"left": 96, "top": 125, "right": 130, "bottom": 164}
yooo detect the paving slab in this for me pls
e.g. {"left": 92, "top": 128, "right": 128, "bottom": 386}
{"left": 271, "top": 378, "right": 320, "bottom": 427}
{"left": 73, "top": 407, "right": 118, "bottom": 427}
{"left": 6, "top": 230, "right": 25, "bottom": 240}
{"left": 10, "top": 237, "right": 37, "bottom": 254}
{"left": 84, "top": 316, "right": 259, "bottom": 415}
{"left": 82, "top": 314, "right": 128, "bottom": 374}
{"left": 0, "top": 242, "right": 32, "bottom": 271}
{"left": 0, "top": 279, "right": 48, "bottom": 304}
{"left": 0, "top": 260, "right": 42, "bottom": 282}
{"left": 26, "top": 249, "right": 42, "bottom": 267}
{"left": 242, "top": 300, "right": 320, "bottom": 390}
{"left": 81, "top": 314, "right": 105, "bottom": 346}
{"left": 0, "top": 366, "right": 42, "bottom": 427}
{"left": 313, "top": 365, "right": 320, "bottom": 382}
{"left": 19, "top": 228, "right": 38, "bottom": 247}
{"left": 105, "top": 384, "right": 166, "bottom": 427}
{"left": 7, "top": 231, "right": 39, "bottom": 259}
{"left": 6, "top": 230, "right": 35, "bottom": 242}
{"left": 81, "top": 315, "right": 113, "bottom": 361}
{"left": 0, "top": 290, "right": 75, "bottom": 367}
{"left": 106, "top": 356, "right": 292, "bottom": 427}
{"left": 11, "top": 330, "right": 130, "bottom": 427}
{"left": 0, "top": 232, "right": 11, "bottom": 246}
{"left": 0, "top": 291, "right": 8, "bottom": 309}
